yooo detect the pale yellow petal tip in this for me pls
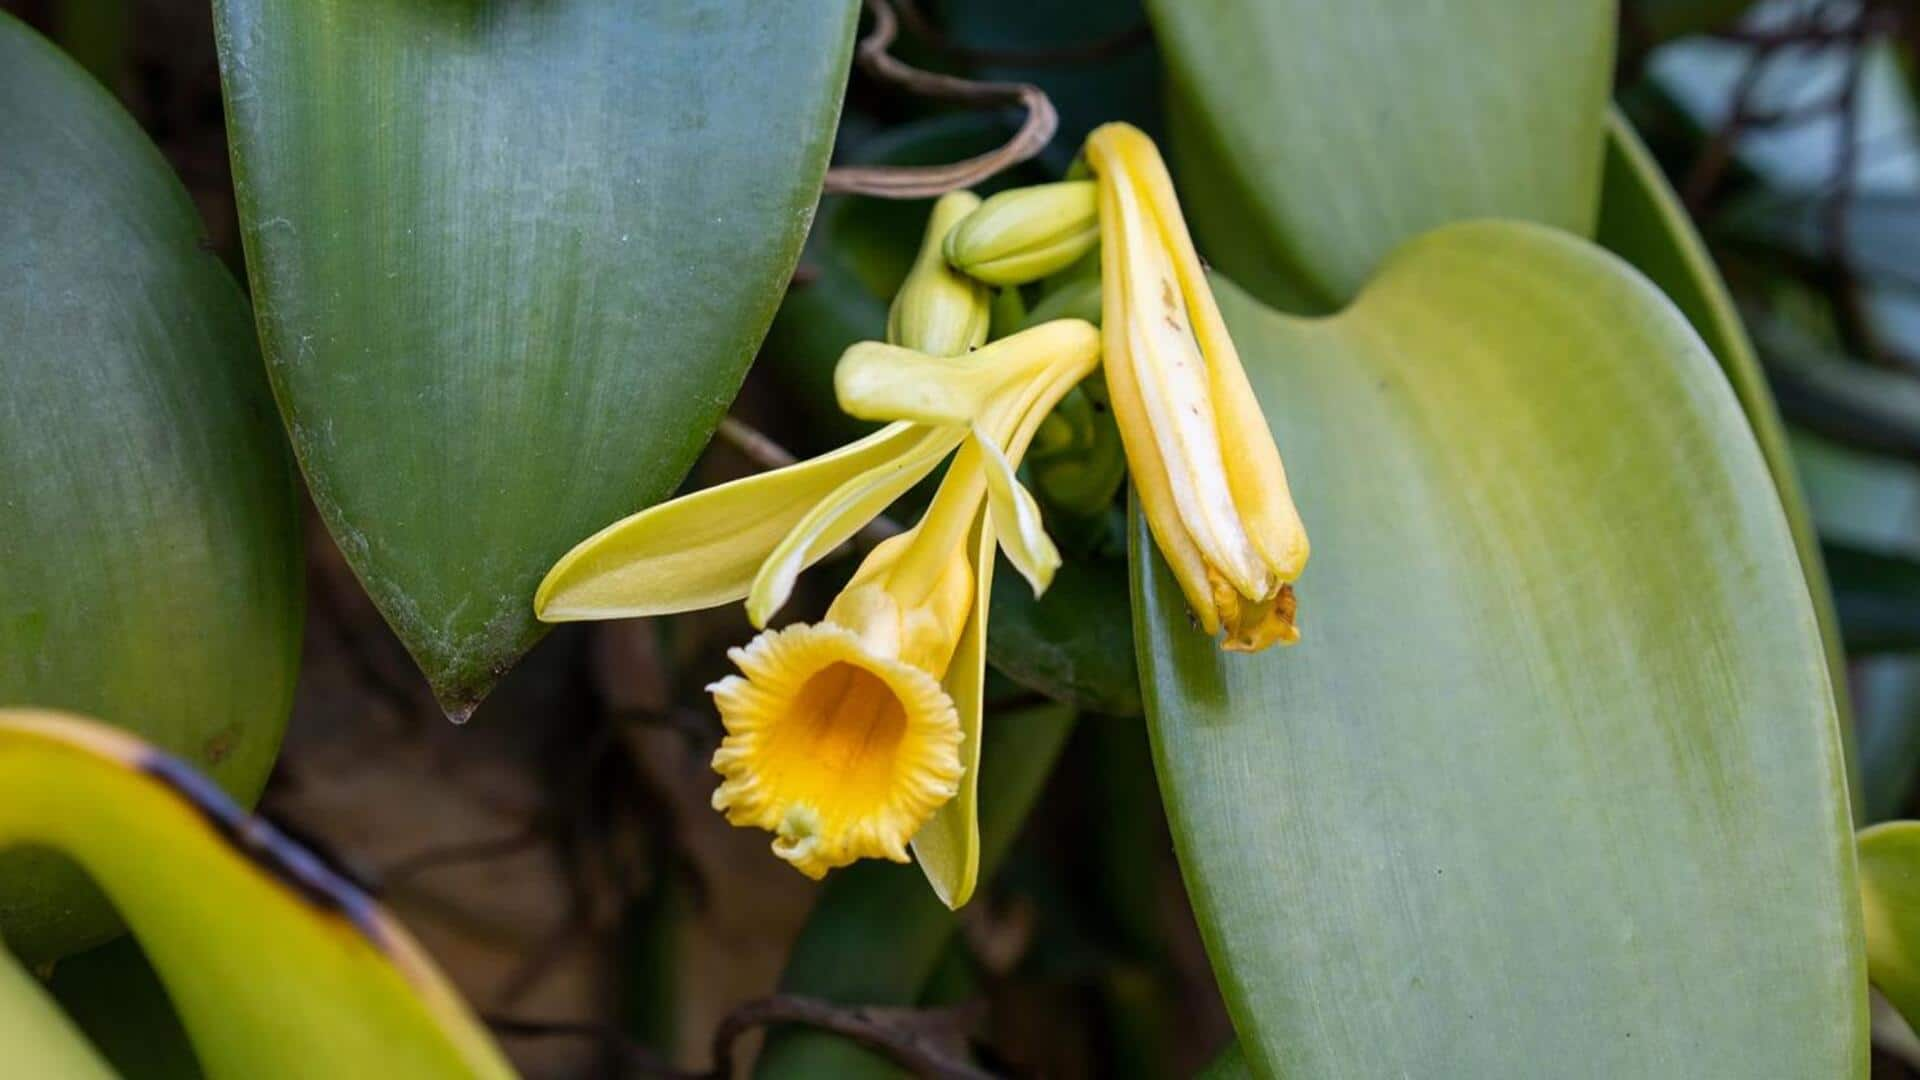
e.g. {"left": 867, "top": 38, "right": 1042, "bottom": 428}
{"left": 922, "top": 863, "right": 977, "bottom": 911}
{"left": 708, "top": 622, "right": 964, "bottom": 879}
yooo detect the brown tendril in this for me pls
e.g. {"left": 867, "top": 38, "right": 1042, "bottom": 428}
{"left": 821, "top": 0, "right": 1059, "bottom": 200}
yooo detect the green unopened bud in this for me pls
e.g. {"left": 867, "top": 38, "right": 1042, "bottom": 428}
{"left": 944, "top": 181, "right": 1098, "bottom": 287}
{"left": 887, "top": 192, "right": 991, "bottom": 357}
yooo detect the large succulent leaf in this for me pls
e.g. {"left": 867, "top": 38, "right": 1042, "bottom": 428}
{"left": 1595, "top": 108, "right": 1856, "bottom": 806}
{"left": 1149, "top": 0, "right": 1614, "bottom": 309}
{"left": 0, "top": 710, "right": 513, "bottom": 1079}
{"left": 212, "top": 0, "right": 858, "bottom": 714}
{"left": 1136, "top": 223, "right": 1862, "bottom": 1076}
{"left": 0, "top": 12, "right": 303, "bottom": 962}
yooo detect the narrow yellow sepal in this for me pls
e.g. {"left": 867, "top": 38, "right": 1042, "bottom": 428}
{"left": 836, "top": 318, "right": 1096, "bottom": 428}
{"left": 536, "top": 421, "right": 945, "bottom": 622}
{"left": 974, "top": 428, "right": 1060, "bottom": 596}
{"left": 746, "top": 424, "right": 966, "bottom": 627}
{"left": 910, "top": 512, "right": 995, "bottom": 909}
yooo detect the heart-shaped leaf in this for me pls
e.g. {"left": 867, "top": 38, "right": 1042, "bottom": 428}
{"left": 1149, "top": 0, "right": 1614, "bottom": 308}
{"left": 1596, "top": 108, "right": 1856, "bottom": 803}
{"left": 0, "top": 13, "right": 303, "bottom": 962}
{"left": 212, "top": 0, "right": 859, "bottom": 715}
{"left": 1137, "top": 223, "right": 1861, "bottom": 1075}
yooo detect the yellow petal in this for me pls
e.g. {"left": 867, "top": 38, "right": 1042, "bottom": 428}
{"left": 874, "top": 320, "right": 1100, "bottom": 605}
{"left": 973, "top": 427, "right": 1060, "bottom": 596}
{"left": 709, "top": 622, "right": 964, "bottom": 879}
{"left": 911, "top": 511, "right": 994, "bottom": 908}
{"left": 745, "top": 425, "right": 965, "bottom": 627}
{"left": 836, "top": 319, "right": 1100, "bottom": 427}
{"left": 535, "top": 421, "right": 929, "bottom": 621}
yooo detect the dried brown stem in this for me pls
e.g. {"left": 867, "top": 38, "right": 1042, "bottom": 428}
{"left": 822, "top": 0, "right": 1058, "bottom": 199}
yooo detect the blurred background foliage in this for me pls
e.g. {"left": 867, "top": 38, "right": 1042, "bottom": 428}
{"left": 4, "top": 0, "right": 1919, "bottom": 1075}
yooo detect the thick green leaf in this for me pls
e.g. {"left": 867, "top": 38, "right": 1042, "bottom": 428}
{"left": 213, "top": 0, "right": 858, "bottom": 714}
{"left": 1137, "top": 223, "right": 1862, "bottom": 1076}
{"left": 757, "top": 702, "right": 1076, "bottom": 1079}
{"left": 1595, "top": 109, "right": 1857, "bottom": 808}
{"left": 1151, "top": 0, "right": 1614, "bottom": 309}
{"left": 1860, "top": 821, "right": 1920, "bottom": 1027}
{"left": 0, "top": 13, "right": 303, "bottom": 962}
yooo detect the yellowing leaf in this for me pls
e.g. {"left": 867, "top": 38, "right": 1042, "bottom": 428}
{"left": 0, "top": 710, "right": 512, "bottom": 1080}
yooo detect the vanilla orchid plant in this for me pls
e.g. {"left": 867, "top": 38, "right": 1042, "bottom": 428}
{"left": 534, "top": 124, "right": 1307, "bottom": 906}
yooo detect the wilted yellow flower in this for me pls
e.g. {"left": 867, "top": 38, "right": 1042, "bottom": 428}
{"left": 1085, "top": 122, "right": 1308, "bottom": 651}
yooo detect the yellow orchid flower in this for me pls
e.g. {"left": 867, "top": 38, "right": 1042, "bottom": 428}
{"left": 711, "top": 319, "right": 1098, "bottom": 895}
{"left": 535, "top": 316, "right": 1098, "bottom": 900}
{"left": 536, "top": 170, "right": 1096, "bottom": 901}
{"left": 1084, "top": 122, "right": 1309, "bottom": 652}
